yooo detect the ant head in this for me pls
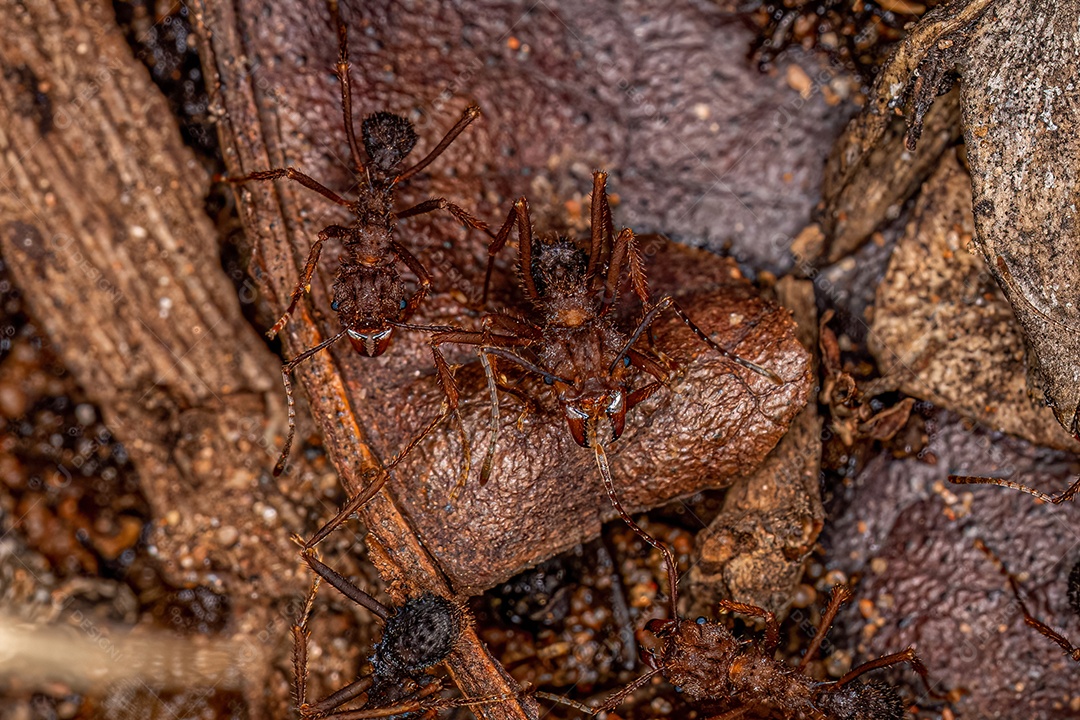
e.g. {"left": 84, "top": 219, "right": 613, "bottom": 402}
{"left": 375, "top": 593, "right": 464, "bottom": 676}
{"left": 561, "top": 386, "right": 626, "bottom": 447}
{"left": 361, "top": 111, "right": 418, "bottom": 173}
{"left": 818, "top": 679, "right": 904, "bottom": 720}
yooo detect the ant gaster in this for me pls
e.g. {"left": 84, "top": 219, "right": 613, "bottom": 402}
{"left": 976, "top": 539, "right": 1080, "bottom": 662}
{"left": 220, "top": 0, "right": 491, "bottom": 475}
{"left": 293, "top": 548, "right": 511, "bottom": 718}
{"left": 540, "top": 574, "right": 940, "bottom": 720}
{"left": 428, "top": 171, "right": 784, "bottom": 489}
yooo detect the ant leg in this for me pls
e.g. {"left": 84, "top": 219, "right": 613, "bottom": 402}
{"left": 269, "top": 225, "right": 351, "bottom": 338}
{"left": 949, "top": 474, "right": 1080, "bottom": 505}
{"left": 663, "top": 297, "right": 783, "bottom": 384}
{"left": 321, "top": 679, "right": 445, "bottom": 719}
{"left": 394, "top": 105, "right": 481, "bottom": 183}
{"left": 593, "top": 443, "right": 680, "bottom": 620}
{"left": 389, "top": 240, "right": 432, "bottom": 322}
{"left": 594, "top": 667, "right": 663, "bottom": 714}
{"left": 394, "top": 197, "right": 492, "bottom": 236}
{"left": 326, "top": 0, "right": 366, "bottom": 175}
{"left": 718, "top": 600, "right": 779, "bottom": 653}
{"left": 217, "top": 166, "right": 353, "bottom": 209}
{"left": 975, "top": 539, "right": 1080, "bottom": 661}
{"left": 274, "top": 330, "right": 350, "bottom": 476}
{"left": 477, "top": 351, "right": 501, "bottom": 488}
{"left": 585, "top": 170, "right": 611, "bottom": 284}
{"left": 797, "top": 584, "right": 853, "bottom": 670}
{"left": 300, "top": 547, "right": 392, "bottom": 620}
{"left": 833, "top": 646, "right": 944, "bottom": 699}
{"left": 298, "top": 405, "right": 452, "bottom": 548}
{"left": 704, "top": 707, "right": 752, "bottom": 720}
{"left": 293, "top": 575, "right": 320, "bottom": 715}
{"left": 481, "top": 204, "right": 523, "bottom": 307}
{"left": 599, "top": 228, "right": 650, "bottom": 314}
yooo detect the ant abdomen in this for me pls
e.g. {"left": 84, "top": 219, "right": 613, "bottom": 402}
{"left": 818, "top": 678, "right": 904, "bottom": 720}
{"left": 374, "top": 593, "right": 464, "bottom": 675}
{"left": 361, "top": 111, "right": 418, "bottom": 172}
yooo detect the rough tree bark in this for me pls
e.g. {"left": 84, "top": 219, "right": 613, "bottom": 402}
{"left": 0, "top": 0, "right": 311, "bottom": 711}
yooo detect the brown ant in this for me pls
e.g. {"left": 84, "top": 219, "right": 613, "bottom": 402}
{"left": 219, "top": 0, "right": 491, "bottom": 475}
{"left": 292, "top": 548, "right": 513, "bottom": 718}
{"left": 976, "top": 539, "right": 1080, "bottom": 662}
{"left": 538, "top": 576, "right": 941, "bottom": 720}
{"left": 427, "top": 171, "right": 784, "bottom": 490}
{"left": 950, "top": 255, "right": 1080, "bottom": 502}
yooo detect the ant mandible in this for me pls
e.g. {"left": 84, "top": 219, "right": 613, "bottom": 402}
{"left": 428, "top": 171, "right": 785, "bottom": 491}
{"left": 292, "top": 548, "right": 514, "bottom": 718}
{"left": 219, "top": 0, "right": 492, "bottom": 475}
{"left": 976, "top": 539, "right": 1080, "bottom": 663}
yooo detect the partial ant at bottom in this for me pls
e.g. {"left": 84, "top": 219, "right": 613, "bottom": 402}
{"left": 538, "top": 580, "right": 949, "bottom": 720}
{"left": 292, "top": 547, "right": 514, "bottom": 719}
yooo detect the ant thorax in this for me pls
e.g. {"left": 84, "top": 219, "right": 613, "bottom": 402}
{"left": 529, "top": 235, "right": 597, "bottom": 326}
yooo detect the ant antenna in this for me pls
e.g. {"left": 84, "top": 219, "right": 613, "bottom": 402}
{"left": 326, "top": 0, "right": 367, "bottom": 176}
{"left": 592, "top": 440, "right": 679, "bottom": 618}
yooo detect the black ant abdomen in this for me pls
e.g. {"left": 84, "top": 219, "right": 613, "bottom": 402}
{"left": 361, "top": 111, "right": 418, "bottom": 172}
{"left": 818, "top": 678, "right": 904, "bottom": 720}
{"left": 375, "top": 593, "right": 465, "bottom": 676}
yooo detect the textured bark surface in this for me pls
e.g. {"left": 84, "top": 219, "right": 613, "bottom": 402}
{"left": 0, "top": 0, "right": 317, "bottom": 712}
{"left": 870, "top": 151, "right": 1076, "bottom": 451}
{"left": 960, "top": 0, "right": 1080, "bottom": 441}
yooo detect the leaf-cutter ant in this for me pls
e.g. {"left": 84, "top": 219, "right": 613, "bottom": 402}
{"left": 292, "top": 548, "right": 513, "bottom": 718}
{"left": 538, "top": 576, "right": 942, "bottom": 720}
{"left": 426, "top": 171, "right": 785, "bottom": 491}
{"left": 219, "top": 0, "right": 491, "bottom": 475}
{"left": 976, "top": 539, "right": 1080, "bottom": 662}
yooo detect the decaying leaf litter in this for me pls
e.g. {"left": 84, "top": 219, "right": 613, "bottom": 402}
{"left": 1, "top": 0, "right": 1079, "bottom": 718}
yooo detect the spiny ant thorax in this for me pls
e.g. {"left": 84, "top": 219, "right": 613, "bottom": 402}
{"left": 529, "top": 235, "right": 592, "bottom": 306}
{"left": 373, "top": 593, "right": 463, "bottom": 677}
{"left": 362, "top": 111, "right": 418, "bottom": 174}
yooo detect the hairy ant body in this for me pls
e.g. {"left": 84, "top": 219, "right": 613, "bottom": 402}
{"left": 429, "top": 171, "right": 783, "bottom": 488}
{"left": 950, "top": 256, "right": 1080, "bottom": 502}
{"left": 976, "top": 539, "right": 1080, "bottom": 662}
{"left": 540, "top": 577, "right": 939, "bottom": 720}
{"left": 220, "top": 0, "right": 490, "bottom": 475}
{"left": 293, "top": 548, "right": 510, "bottom": 718}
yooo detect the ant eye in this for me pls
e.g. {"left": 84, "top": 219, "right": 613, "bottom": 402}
{"left": 623, "top": 355, "right": 631, "bottom": 367}
{"left": 696, "top": 617, "right": 707, "bottom": 625}
{"left": 544, "top": 375, "right": 556, "bottom": 386}
{"left": 331, "top": 300, "right": 340, "bottom": 311}
{"left": 399, "top": 299, "right": 407, "bottom": 310}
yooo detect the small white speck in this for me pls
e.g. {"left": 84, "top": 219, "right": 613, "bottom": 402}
{"left": 131, "top": 225, "right": 148, "bottom": 239}
{"left": 158, "top": 296, "right": 172, "bottom": 318}
{"left": 1045, "top": 170, "right": 1055, "bottom": 188}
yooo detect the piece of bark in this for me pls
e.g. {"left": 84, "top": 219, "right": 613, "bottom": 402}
{"left": 817, "top": 0, "right": 996, "bottom": 263}
{"left": 870, "top": 150, "right": 1076, "bottom": 451}
{"left": 688, "top": 276, "right": 824, "bottom": 619}
{"left": 0, "top": 0, "right": 320, "bottom": 713}
{"left": 960, "top": 0, "right": 1080, "bottom": 441}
